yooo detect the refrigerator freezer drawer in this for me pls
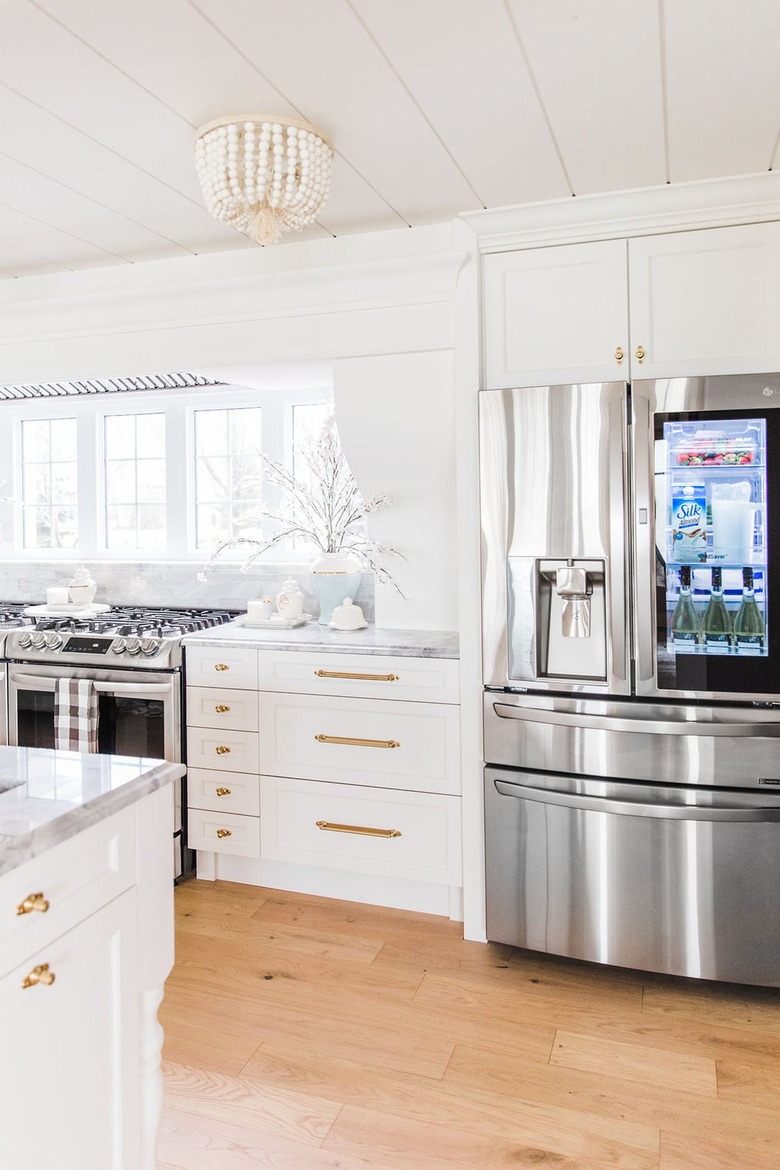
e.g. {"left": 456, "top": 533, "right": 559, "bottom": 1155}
{"left": 485, "top": 768, "right": 780, "bottom": 986}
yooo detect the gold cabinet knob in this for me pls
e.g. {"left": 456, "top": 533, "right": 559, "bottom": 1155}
{"left": 16, "top": 892, "right": 50, "bottom": 916}
{"left": 635, "top": 344, "right": 645, "bottom": 364}
{"left": 216, "top": 828, "right": 232, "bottom": 839}
{"left": 215, "top": 704, "right": 231, "bottom": 713}
{"left": 614, "top": 346, "right": 624, "bottom": 364}
{"left": 215, "top": 786, "right": 232, "bottom": 797}
{"left": 21, "top": 963, "right": 55, "bottom": 989}
{"left": 215, "top": 745, "right": 231, "bottom": 755}
{"left": 214, "top": 663, "right": 230, "bottom": 672}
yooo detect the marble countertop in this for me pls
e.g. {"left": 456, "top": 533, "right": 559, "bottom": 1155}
{"left": 182, "top": 622, "right": 459, "bottom": 659}
{"left": 0, "top": 747, "right": 184, "bottom": 877}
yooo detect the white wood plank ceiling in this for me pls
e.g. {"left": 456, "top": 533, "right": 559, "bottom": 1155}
{"left": 0, "top": 0, "right": 777, "bottom": 279}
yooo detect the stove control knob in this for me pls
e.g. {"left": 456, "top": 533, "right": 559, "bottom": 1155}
{"left": 111, "top": 638, "right": 127, "bottom": 655}
{"left": 140, "top": 638, "right": 160, "bottom": 657}
{"left": 125, "top": 637, "right": 142, "bottom": 656}
{"left": 31, "top": 633, "right": 47, "bottom": 650}
{"left": 44, "top": 632, "right": 63, "bottom": 651}
{"left": 17, "top": 632, "right": 33, "bottom": 649}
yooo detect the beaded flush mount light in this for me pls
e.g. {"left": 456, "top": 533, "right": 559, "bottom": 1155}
{"left": 195, "top": 114, "right": 333, "bottom": 245}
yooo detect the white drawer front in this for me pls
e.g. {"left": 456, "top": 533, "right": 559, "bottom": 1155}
{"left": 186, "top": 727, "right": 259, "bottom": 774}
{"left": 185, "top": 645, "right": 258, "bottom": 690}
{"left": 258, "top": 694, "right": 460, "bottom": 795}
{"left": 1, "top": 810, "right": 136, "bottom": 977}
{"left": 257, "top": 650, "right": 459, "bottom": 703}
{"left": 187, "top": 768, "right": 260, "bottom": 816}
{"left": 186, "top": 686, "right": 259, "bottom": 733}
{"left": 187, "top": 808, "right": 260, "bottom": 858}
{"left": 261, "top": 775, "right": 461, "bottom": 884}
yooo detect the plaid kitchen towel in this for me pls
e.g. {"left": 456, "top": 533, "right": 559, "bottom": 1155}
{"left": 54, "top": 678, "right": 99, "bottom": 752}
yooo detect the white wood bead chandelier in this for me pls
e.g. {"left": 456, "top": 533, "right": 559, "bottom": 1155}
{"left": 195, "top": 114, "right": 333, "bottom": 245}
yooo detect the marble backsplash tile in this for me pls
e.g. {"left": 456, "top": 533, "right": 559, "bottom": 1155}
{"left": 0, "top": 560, "right": 375, "bottom": 620}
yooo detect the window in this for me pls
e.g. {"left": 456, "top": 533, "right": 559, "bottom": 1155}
{"left": 20, "top": 418, "right": 78, "bottom": 549}
{"left": 104, "top": 413, "right": 166, "bottom": 549}
{"left": 193, "top": 406, "right": 263, "bottom": 548}
{"left": 1, "top": 381, "right": 333, "bottom": 560}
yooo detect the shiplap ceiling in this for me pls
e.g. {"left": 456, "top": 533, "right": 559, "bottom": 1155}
{"left": 0, "top": 0, "right": 778, "bottom": 280}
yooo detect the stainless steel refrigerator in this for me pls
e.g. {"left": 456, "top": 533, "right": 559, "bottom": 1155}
{"left": 480, "top": 373, "right": 780, "bottom": 986}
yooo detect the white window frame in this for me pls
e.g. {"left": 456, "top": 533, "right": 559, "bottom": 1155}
{"left": 0, "top": 381, "right": 333, "bottom": 563}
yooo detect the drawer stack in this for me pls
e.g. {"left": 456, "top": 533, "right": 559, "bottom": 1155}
{"left": 185, "top": 645, "right": 261, "bottom": 858}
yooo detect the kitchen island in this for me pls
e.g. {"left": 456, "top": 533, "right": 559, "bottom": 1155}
{"left": 0, "top": 746, "right": 184, "bottom": 1170}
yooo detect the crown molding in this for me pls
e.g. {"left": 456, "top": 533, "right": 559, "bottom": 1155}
{"left": 460, "top": 172, "right": 780, "bottom": 253}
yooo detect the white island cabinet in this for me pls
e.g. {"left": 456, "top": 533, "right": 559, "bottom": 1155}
{"left": 184, "top": 626, "right": 462, "bottom": 918}
{"left": 0, "top": 748, "right": 183, "bottom": 1170}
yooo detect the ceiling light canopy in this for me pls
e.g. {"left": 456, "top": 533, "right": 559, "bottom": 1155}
{"left": 195, "top": 114, "right": 333, "bottom": 246}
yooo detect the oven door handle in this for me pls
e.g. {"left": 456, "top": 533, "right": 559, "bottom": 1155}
{"left": 493, "top": 779, "right": 780, "bottom": 821}
{"left": 11, "top": 675, "right": 174, "bottom": 697}
{"left": 493, "top": 702, "right": 780, "bottom": 737}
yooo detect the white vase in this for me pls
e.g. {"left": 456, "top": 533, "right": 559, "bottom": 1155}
{"left": 310, "top": 551, "right": 363, "bottom": 626}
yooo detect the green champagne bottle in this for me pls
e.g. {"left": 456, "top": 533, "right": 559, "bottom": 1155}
{"left": 702, "top": 567, "right": 731, "bottom": 653}
{"left": 670, "top": 565, "right": 700, "bottom": 650}
{"left": 733, "top": 567, "right": 765, "bottom": 654}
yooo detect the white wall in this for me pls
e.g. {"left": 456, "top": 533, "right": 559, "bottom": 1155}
{"left": 335, "top": 351, "right": 457, "bottom": 630}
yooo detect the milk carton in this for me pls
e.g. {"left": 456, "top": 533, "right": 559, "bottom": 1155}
{"left": 671, "top": 483, "right": 706, "bottom": 562}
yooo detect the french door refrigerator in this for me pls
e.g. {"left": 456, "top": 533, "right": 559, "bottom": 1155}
{"left": 480, "top": 373, "right": 780, "bottom": 986}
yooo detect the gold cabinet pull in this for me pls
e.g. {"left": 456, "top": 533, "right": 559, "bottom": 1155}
{"left": 214, "top": 663, "right": 230, "bottom": 672}
{"left": 16, "top": 892, "right": 49, "bottom": 916}
{"left": 21, "top": 963, "right": 55, "bottom": 989}
{"left": 635, "top": 344, "right": 645, "bottom": 364}
{"left": 216, "top": 828, "right": 232, "bottom": 839}
{"left": 314, "top": 669, "right": 399, "bottom": 682}
{"left": 215, "top": 704, "right": 231, "bottom": 713}
{"left": 215, "top": 786, "right": 232, "bottom": 797}
{"left": 316, "top": 820, "right": 401, "bottom": 839}
{"left": 215, "top": 745, "right": 231, "bottom": 755}
{"left": 614, "top": 346, "right": 624, "bottom": 364}
{"left": 315, "top": 734, "right": 400, "bottom": 749}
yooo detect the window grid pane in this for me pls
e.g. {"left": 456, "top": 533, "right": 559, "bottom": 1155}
{"left": 20, "top": 419, "right": 78, "bottom": 549}
{"left": 194, "top": 407, "right": 263, "bottom": 549}
{"left": 104, "top": 414, "right": 166, "bottom": 550}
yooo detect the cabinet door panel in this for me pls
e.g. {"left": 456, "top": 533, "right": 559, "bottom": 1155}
{"left": 0, "top": 891, "right": 140, "bottom": 1170}
{"left": 483, "top": 239, "right": 628, "bottom": 387}
{"left": 628, "top": 223, "right": 780, "bottom": 377}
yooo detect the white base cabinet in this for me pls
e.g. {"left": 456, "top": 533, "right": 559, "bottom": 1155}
{"left": 187, "top": 646, "right": 463, "bottom": 918}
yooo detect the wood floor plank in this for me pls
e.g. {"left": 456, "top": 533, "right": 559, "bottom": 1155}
{"left": 551, "top": 1031, "right": 718, "bottom": 1097}
{"left": 175, "top": 906, "right": 385, "bottom": 966}
{"left": 641, "top": 978, "right": 780, "bottom": 1032}
{"left": 161, "top": 1060, "right": 340, "bottom": 1146}
{"left": 659, "top": 1127, "right": 780, "bottom": 1170}
{"left": 158, "top": 1014, "right": 262, "bottom": 1078}
{"left": 715, "top": 1053, "right": 780, "bottom": 1104}
{"left": 323, "top": 1102, "right": 658, "bottom": 1170}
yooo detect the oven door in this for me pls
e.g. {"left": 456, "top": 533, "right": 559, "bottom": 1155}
{"left": 7, "top": 663, "right": 180, "bottom": 761}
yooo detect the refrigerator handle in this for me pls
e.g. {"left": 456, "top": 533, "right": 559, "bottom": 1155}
{"left": 630, "top": 388, "right": 656, "bottom": 687}
{"left": 493, "top": 779, "right": 780, "bottom": 821}
{"left": 608, "top": 390, "right": 629, "bottom": 685}
{"left": 493, "top": 702, "right": 780, "bottom": 737}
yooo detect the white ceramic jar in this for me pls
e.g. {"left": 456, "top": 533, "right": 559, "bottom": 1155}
{"left": 68, "top": 564, "right": 97, "bottom": 607}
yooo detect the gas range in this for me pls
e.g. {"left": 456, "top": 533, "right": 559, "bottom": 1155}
{"left": 1, "top": 605, "right": 236, "bottom": 670}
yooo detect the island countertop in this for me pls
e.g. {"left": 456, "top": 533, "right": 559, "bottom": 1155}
{"left": 0, "top": 747, "right": 184, "bottom": 877}
{"left": 182, "top": 622, "right": 459, "bottom": 658}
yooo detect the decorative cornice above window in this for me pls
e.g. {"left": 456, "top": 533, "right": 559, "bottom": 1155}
{"left": 0, "top": 371, "right": 223, "bottom": 402}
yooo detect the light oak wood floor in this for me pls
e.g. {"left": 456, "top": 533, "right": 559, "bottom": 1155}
{"left": 157, "top": 880, "right": 780, "bottom": 1169}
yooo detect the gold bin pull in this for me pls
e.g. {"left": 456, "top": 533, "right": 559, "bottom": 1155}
{"left": 215, "top": 786, "right": 232, "bottom": 797}
{"left": 216, "top": 828, "right": 232, "bottom": 839}
{"left": 16, "top": 892, "right": 50, "bottom": 916}
{"left": 21, "top": 963, "right": 55, "bottom": 989}
{"left": 315, "top": 669, "right": 399, "bottom": 682}
{"left": 316, "top": 820, "right": 401, "bottom": 839}
{"left": 214, "top": 663, "right": 230, "bottom": 672}
{"left": 315, "top": 734, "right": 400, "bottom": 749}
{"left": 215, "top": 745, "right": 231, "bottom": 755}
{"left": 215, "top": 704, "right": 231, "bottom": 713}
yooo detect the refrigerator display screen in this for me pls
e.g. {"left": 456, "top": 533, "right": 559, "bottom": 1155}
{"left": 655, "top": 408, "right": 778, "bottom": 692}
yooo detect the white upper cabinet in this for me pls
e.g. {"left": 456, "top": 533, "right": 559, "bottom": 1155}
{"left": 483, "top": 221, "right": 780, "bottom": 387}
{"left": 482, "top": 239, "right": 629, "bottom": 388}
{"left": 627, "top": 222, "right": 780, "bottom": 378}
